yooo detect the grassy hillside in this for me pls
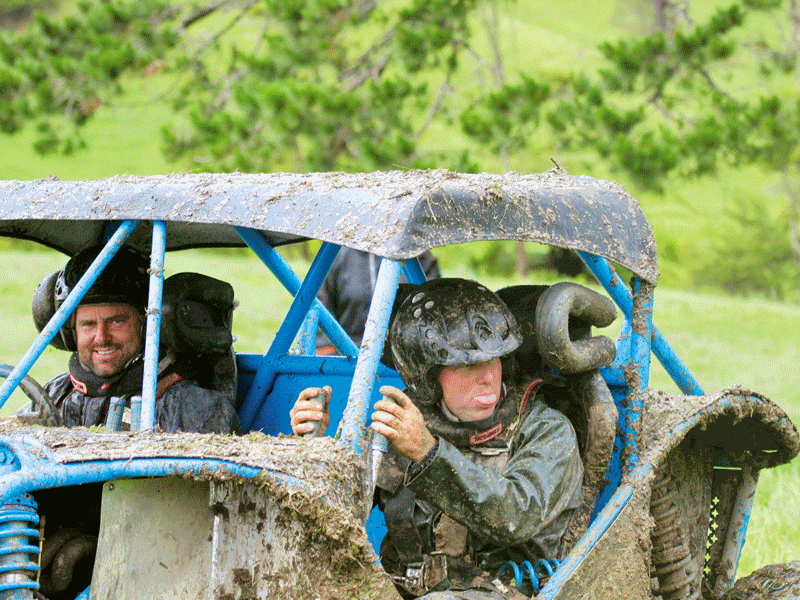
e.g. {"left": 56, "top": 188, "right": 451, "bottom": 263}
{"left": 0, "top": 247, "right": 798, "bottom": 578}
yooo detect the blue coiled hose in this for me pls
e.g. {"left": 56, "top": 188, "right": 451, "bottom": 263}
{"left": 498, "top": 558, "right": 561, "bottom": 594}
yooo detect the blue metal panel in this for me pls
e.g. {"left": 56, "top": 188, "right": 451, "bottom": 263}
{"left": 0, "top": 221, "right": 138, "bottom": 409}
{"left": 340, "top": 259, "right": 402, "bottom": 453}
{"left": 236, "top": 353, "right": 401, "bottom": 378}
{"left": 366, "top": 505, "right": 387, "bottom": 556}
{"left": 250, "top": 368, "right": 404, "bottom": 436}
{"left": 235, "top": 351, "right": 405, "bottom": 434}
{"left": 140, "top": 221, "right": 166, "bottom": 432}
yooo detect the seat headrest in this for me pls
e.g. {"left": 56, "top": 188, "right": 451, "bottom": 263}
{"left": 161, "top": 273, "right": 235, "bottom": 354}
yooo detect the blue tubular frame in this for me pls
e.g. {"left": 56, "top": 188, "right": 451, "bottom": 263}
{"left": 0, "top": 207, "right": 776, "bottom": 600}
{"left": 140, "top": 221, "right": 166, "bottom": 432}
{"left": 577, "top": 251, "right": 703, "bottom": 396}
{"left": 235, "top": 228, "right": 358, "bottom": 357}
{"left": 236, "top": 240, "right": 342, "bottom": 431}
{"left": 0, "top": 220, "right": 138, "bottom": 409}
{"left": 401, "top": 256, "right": 427, "bottom": 284}
{"left": 577, "top": 251, "right": 705, "bottom": 514}
{"left": 339, "top": 258, "right": 402, "bottom": 453}
{"left": 295, "top": 308, "right": 319, "bottom": 355}
{"left": 0, "top": 436, "right": 310, "bottom": 505}
{"left": 624, "top": 276, "right": 653, "bottom": 470}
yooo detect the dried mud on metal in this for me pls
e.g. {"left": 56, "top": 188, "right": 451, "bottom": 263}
{"left": 0, "top": 421, "right": 400, "bottom": 599}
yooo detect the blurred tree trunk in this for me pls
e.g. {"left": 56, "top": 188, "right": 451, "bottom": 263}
{"left": 783, "top": 173, "right": 800, "bottom": 293}
{"left": 516, "top": 242, "right": 528, "bottom": 277}
{"left": 654, "top": 0, "right": 668, "bottom": 33}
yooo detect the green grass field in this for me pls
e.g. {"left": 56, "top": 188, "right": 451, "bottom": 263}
{"left": 0, "top": 247, "right": 797, "bottom": 578}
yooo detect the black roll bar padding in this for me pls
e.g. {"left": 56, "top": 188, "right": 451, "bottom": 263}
{"left": 558, "top": 368, "right": 619, "bottom": 558}
{"left": 570, "top": 369, "right": 618, "bottom": 488}
{"left": 535, "top": 282, "right": 617, "bottom": 375}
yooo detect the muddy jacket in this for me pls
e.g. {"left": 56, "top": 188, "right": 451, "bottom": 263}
{"left": 377, "top": 382, "right": 583, "bottom": 596}
{"left": 44, "top": 372, "right": 242, "bottom": 434}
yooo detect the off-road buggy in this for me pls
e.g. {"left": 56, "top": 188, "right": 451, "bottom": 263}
{"left": 0, "top": 170, "right": 797, "bottom": 600}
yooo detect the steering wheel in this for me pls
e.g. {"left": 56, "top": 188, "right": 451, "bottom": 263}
{"left": 0, "top": 364, "right": 62, "bottom": 426}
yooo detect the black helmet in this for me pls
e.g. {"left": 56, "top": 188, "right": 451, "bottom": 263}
{"left": 390, "top": 278, "right": 521, "bottom": 403}
{"left": 32, "top": 246, "right": 149, "bottom": 351}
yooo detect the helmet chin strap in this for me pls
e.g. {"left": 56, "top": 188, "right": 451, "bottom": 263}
{"left": 440, "top": 400, "right": 460, "bottom": 422}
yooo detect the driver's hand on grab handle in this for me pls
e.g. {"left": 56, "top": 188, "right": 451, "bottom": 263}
{"left": 290, "top": 386, "right": 331, "bottom": 438}
{"left": 371, "top": 385, "right": 436, "bottom": 462}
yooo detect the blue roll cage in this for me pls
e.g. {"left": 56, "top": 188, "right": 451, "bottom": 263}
{"left": 1, "top": 215, "right": 747, "bottom": 600}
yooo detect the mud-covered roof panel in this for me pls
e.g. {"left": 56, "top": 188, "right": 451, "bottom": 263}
{"left": 0, "top": 169, "right": 659, "bottom": 283}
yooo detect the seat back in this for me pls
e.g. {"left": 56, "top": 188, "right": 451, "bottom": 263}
{"left": 496, "top": 283, "right": 620, "bottom": 555}
{"left": 161, "top": 272, "right": 237, "bottom": 405}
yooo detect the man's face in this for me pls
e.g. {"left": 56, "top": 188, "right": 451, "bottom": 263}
{"left": 75, "top": 304, "right": 143, "bottom": 377}
{"left": 437, "top": 357, "right": 502, "bottom": 422}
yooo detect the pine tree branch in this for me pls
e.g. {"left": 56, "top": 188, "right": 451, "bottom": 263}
{"left": 182, "top": 0, "right": 231, "bottom": 29}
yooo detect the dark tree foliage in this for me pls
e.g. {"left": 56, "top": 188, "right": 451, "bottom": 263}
{"left": 162, "top": 0, "right": 481, "bottom": 172}
{"left": 540, "top": 1, "right": 800, "bottom": 297}
{"left": 546, "top": 5, "right": 751, "bottom": 189}
{"left": 0, "top": 0, "right": 478, "bottom": 171}
{"left": 0, "top": 0, "right": 180, "bottom": 154}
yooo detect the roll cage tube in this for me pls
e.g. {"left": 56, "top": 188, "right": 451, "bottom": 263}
{"left": 235, "top": 227, "right": 429, "bottom": 434}
{"left": 140, "top": 221, "right": 166, "bottom": 432}
{"left": 0, "top": 217, "right": 427, "bottom": 436}
{"left": 339, "top": 258, "right": 402, "bottom": 453}
{"left": 234, "top": 227, "right": 359, "bottom": 358}
{"left": 577, "top": 251, "right": 703, "bottom": 396}
{"left": 576, "top": 250, "right": 704, "bottom": 517}
{"left": 0, "top": 219, "right": 170, "bottom": 431}
{"left": 235, "top": 240, "right": 342, "bottom": 431}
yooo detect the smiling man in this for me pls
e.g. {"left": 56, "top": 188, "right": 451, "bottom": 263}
{"left": 38, "top": 246, "right": 242, "bottom": 435}
{"left": 291, "top": 278, "right": 583, "bottom": 600}
{"left": 75, "top": 304, "right": 143, "bottom": 377}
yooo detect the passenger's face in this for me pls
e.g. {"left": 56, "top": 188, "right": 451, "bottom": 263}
{"left": 75, "top": 304, "right": 143, "bottom": 377}
{"left": 437, "top": 358, "right": 502, "bottom": 422}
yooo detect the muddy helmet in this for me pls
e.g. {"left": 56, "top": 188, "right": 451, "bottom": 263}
{"left": 32, "top": 246, "right": 149, "bottom": 351}
{"left": 390, "top": 278, "right": 521, "bottom": 403}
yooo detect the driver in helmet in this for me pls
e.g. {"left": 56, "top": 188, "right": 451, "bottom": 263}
{"left": 291, "top": 278, "right": 583, "bottom": 599}
{"left": 27, "top": 246, "right": 242, "bottom": 434}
